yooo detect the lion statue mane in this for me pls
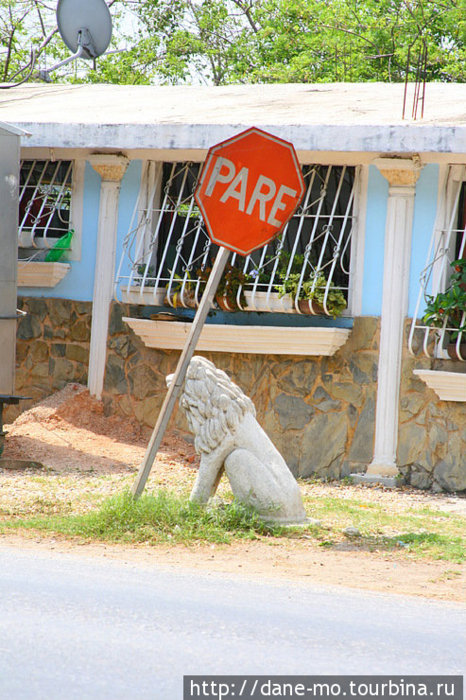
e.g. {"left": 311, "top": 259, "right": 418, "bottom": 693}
{"left": 169, "top": 356, "right": 307, "bottom": 524}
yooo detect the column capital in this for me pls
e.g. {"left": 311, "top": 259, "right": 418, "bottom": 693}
{"left": 88, "top": 154, "right": 129, "bottom": 182}
{"left": 373, "top": 156, "right": 423, "bottom": 187}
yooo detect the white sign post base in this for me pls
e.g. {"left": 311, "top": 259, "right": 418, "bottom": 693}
{"left": 131, "top": 246, "right": 230, "bottom": 498}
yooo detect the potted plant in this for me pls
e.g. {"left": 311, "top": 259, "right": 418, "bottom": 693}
{"left": 197, "top": 264, "right": 250, "bottom": 311}
{"left": 422, "top": 259, "right": 466, "bottom": 358}
{"left": 165, "top": 271, "right": 198, "bottom": 308}
{"left": 177, "top": 202, "right": 201, "bottom": 218}
{"left": 135, "top": 263, "right": 156, "bottom": 286}
{"left": 277, "top": 270, "right": 347, "bottom": 319}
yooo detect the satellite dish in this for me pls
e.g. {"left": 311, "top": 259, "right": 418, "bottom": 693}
{"left": 1, "top": 0, "right": 115, "bottom": 86}
{"left": 35, "top": 0, "right": 113, "bottom": 81}
{"left": 57, "top": 0, "right": 112, "bottom": 59}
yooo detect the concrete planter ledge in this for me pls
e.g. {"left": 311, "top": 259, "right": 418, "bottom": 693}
{"left": 123, "top": 317, "right": 351, "bottom": 356}
{"left": 413, "top": 369, "right": 466, "bottom": 402}
{"left": 17, "top": 261, "right": 70, "bottom": 288}
{"left": 122, "top": 286, "right": 306, "bottom": 314}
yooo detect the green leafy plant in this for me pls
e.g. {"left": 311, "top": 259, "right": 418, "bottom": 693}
{"left": 165, "top": 271, "right": 198, "bottom": 308}
{"left": 217, "top": 264, "right": 250, "bottom": 310}
{"left": 177, "top": 202, "right": 201, "bottom": 218}
{"left": 248, "top": 254, "right": 279, "bottom": 287}
{"left": 422, "top": 259, "right": 466, "bottom": 343}
{"left": 277, "top": 270, "right": 347, "bottom": 319}
{"left": 135, "top": 264, "right": 156, "bottom": 287}
{"left": 277, "top": 272, "right": 308, "bottom": 300}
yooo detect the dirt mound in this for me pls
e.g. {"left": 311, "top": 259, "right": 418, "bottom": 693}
{"left": 2, "top": 383, "right": 198, "bottom": 474}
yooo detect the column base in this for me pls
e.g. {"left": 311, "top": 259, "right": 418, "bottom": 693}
{"left": 350, "top": 459, "right": 403, "bottom": 488}
{"left": 349, "top": 473, "right": 403, "bottom": 488}
{"left": 366, "top": 461, "right": 399, "bottom": 477}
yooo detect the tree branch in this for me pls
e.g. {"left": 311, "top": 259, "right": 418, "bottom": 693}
{"left": 3, "top": 5, "right": 30, "bottom": 80}
{"left": 34, "top": 0, "right": 47, "bottom": 37}
{"left": 229, "top": 0, "right": 259, "bottom": 33}
{"left": 319, "top": 22, "right": 381, "bottom": 50}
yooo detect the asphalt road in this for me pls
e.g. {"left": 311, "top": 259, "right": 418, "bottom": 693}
{"left": 0, "top": 544, "right": 464, "bottom": 700}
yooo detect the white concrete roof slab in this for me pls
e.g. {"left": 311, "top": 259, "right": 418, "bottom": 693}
{"left": 0, "top": 82, "right": 464, "bottom": 153}
{"left": 0, "top": 120, "right": 28, "bottom": 137}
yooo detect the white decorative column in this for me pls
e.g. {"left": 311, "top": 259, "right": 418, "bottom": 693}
{"left": 88, "top": 154, "right": 129, "bottom": 399}
{"left": 365, "top": 158, "right": 422, "bottom": 480}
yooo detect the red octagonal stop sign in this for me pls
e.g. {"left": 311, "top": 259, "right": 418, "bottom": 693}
{"left": 195, "top": 127, "right": 305, "bottom": 256}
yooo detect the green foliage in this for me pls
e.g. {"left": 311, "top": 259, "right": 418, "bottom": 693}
{"left": 0, "top": 0, "right": 59, "bottom": 83}
{"left": 380, "top": 532, "right": 465, "bottom": 563}
{"left": 276, "top": 272, "right": 302, "bottom": 299}
{"left": 1, "top": 0, "right": 464, "bottom": 86}
{"left": 166, "top": 271, "right": 198, "bottom": 308}
{"left": 277, "top": 270, "right": 347, "bottom": 318}
{"left": 216, "top": 264, "right": 250, "bottom": 309}
{"left": 423, "top": 259, "right": 466, "bottom": 341}
{"left": 135, "top": 264, "right": 156, "bottom": 287}
{"left": 116, "top": 0, "right": 466, "bottom": 85}
{"left": 177, "top": 202, "right": 201, "bottom": 217}
{"left": 302, "top": 492, "right": 466, "bottom": 563}
{"left": 3, "top": 484, "right": 465, "bottom": 563}
{"left": 3, "top": 490, "right": 281, "bottom": 544}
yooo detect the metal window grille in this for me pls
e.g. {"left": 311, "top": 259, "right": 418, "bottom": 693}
{"left": 116, "top": 161, "right": 356, "bottom": 316}
{"left": 18, "top": 160, "right": 73, "bottom": 249}
{"left": 408, "top": 165, "right": 466, "bottom": 361}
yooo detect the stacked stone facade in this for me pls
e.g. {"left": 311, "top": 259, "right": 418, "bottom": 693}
{"left": 397, "top": 323, "right": 466, "bottom": 492}
{"left": 10, "top": 298, "right": 465, "bottom": 492}
{"left": 102, "top": 303, "right": 380, "bottom": 480}
{"left": 11, "top": 298, "right": 91, "bottom": 421}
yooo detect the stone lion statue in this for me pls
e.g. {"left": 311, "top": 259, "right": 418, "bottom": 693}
{"left": 167, "top": 356, "right": 307, "bottom": 524}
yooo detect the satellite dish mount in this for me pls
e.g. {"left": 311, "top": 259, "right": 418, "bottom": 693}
{"left": 40, "top": 0, "right": 112, "bottom": 81}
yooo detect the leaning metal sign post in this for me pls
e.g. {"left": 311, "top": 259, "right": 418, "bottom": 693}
{"left": 132, "top": 127, "right": 305, "bottom": 497}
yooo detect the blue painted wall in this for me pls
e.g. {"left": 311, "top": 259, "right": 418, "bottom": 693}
{"left": 19, "top": 160, "right": 142, "bottom": 302}
{"left": 360, "top": 163, "right": 439, "bottom": 317}
{"left": 361, "top": 166, "right": 388, "bottom": 315}
{"left": 19, "top": 157, "right": 439, "bottom": 321}
{"left": 115, "top": 160, "right": 142, "bottom": 292}
{"left": 408, "top": 163, "right": 439, "bottom": 317}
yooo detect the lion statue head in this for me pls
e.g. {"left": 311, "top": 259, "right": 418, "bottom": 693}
{"left": 169, "top": 356, "right": 256, "bottom": 455}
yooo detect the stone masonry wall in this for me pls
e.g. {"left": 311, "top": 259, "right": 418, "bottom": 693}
{"left": 10, "top": 298, "right": 465, "bottom": 492}
{"left": 397, "top": 322, "right": 466, "bottom": 493}
{"left": 103, "top": 302, "right": 380, "bottom": 480}
{"left": 7, "top": 298, "right": 91, "bottom": 422}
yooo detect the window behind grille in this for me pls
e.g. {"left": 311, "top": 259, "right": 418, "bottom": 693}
{"left": 18, "top": 160, "right": 73, "bottom": 249}
{"left": 409, "top": 166, "right": 466, "bottom": 360}
{"left": 116, "top": 161, "right": 356, "bottom": 316}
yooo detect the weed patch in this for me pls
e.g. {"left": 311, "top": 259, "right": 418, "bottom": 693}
{"left": 1, "top": 490, "right": 284, "bottom": 545}
{"left": 380, "top": 532, "right": 465, "bottom": 563}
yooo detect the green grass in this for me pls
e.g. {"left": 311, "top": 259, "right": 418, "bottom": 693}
{"left": 377, "top": 532, "right": 465, "bottom": 563}
{"left": 0, "top": 490, "right": 284, "bottom": 545}
{"left": 302, "top": 493, "right": 466, "bottom": 563}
